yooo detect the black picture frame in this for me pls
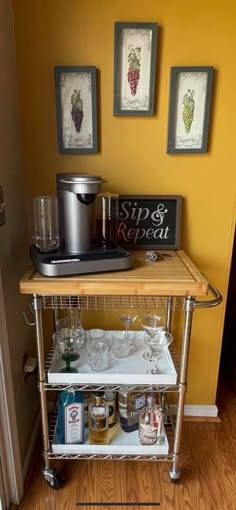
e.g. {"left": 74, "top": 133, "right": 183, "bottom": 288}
{"left": 167, "top": 66, "right": 214, "bottom": 154}
{"left": 118, "top": 195, "right": 183, "bottom": 249}
{"left": 54, "top": 66, "right": 97, "bottom": 154}
{"left": 113, "top": 22, "right": 158, "bottom": 116}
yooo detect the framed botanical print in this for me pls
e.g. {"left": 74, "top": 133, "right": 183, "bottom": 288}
{"left": 54, "top": 66, "right": 97, "bottom": 154}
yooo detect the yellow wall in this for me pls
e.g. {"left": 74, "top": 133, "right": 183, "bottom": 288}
{"left": 13, "top": 0, "right": 236, "bottom": 405}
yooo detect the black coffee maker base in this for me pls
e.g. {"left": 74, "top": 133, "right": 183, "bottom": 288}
{"left": 30, "top": 245, "right": 133, "bottom": 277}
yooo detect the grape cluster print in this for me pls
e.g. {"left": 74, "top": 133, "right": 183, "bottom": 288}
{"left": 127, "top": 46, "right": 141, "bottom": 96}
{"left": 71, "top": 89, "right": 84, "bottom": 133}
{"left": 182, "top": 89, "right": 195, "bottom": 134}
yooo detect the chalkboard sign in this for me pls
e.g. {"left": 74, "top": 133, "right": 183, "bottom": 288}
{"left": 118, "top": 195, "right": 183, "bottom": 249}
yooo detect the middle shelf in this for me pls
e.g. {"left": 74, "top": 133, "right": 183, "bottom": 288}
{"left": 47, "top": 330, "right": 178, "bottom": 386}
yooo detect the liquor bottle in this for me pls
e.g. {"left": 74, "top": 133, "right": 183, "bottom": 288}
{"left": 139, "top": 393, "right": 163, "bottom": 446}
{"left": 118, "top": 386, "right": 146, "bottom": 433}
{"left": 104, "top": 387, "right": 116, "bottom": 427}
{"left": 89, "top": 392, "right": 109, "bottom": 445}
{"left": 56, "top": 388, "right": 84, "bottom": 444}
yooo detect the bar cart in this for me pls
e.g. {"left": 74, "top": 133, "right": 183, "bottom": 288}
{"left": 19, "top": 250, "right": 222, "bottom": 488}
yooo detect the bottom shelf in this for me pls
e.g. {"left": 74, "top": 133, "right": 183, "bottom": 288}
{"left": 50, "top": 419, "right": 170, "bottom": 459}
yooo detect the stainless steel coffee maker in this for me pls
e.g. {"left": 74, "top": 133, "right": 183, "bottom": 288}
{"left": 30, "top": 172, "right": 133, "bottom": 276}
{"left": 57, "top": 173, "right": 104, "bottom": 253}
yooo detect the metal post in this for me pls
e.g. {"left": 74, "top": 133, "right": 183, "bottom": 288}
{"left": 160, "top": 297, "right": 174, "bottom": 419}
{"left": 53, "top": 305, "right": 59, "bottom": 332}
{"left": 165, "top": 296, "right": 173, "bottom": 332}
{"left": 169, "top": 296, "right": 195, "bottom": 481}
{"left": 32, "top": 294, "right": 51, "bottom": 470}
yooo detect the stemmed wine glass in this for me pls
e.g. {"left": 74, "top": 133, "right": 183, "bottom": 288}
{"left": 54, "top": 328, "right": 84, "bottom": 373}
{"left": 140, "top": 311, "right": 164, "bottom": 361}
{"left": 144, "top": 331, "right": 173, "bottom": 374}
{"left": 115, "top": 305, "right": 139, "bottom": 350}
{"left": 55, "top": 312, "right": 85, "bottom": 373}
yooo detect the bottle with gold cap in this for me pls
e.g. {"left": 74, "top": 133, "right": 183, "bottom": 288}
{"left": 88, "top": 392, "right": 109, "bottom": 445}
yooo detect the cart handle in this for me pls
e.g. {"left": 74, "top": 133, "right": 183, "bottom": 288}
{"left": 194, "top": 283, "right": 223, "bottom": 309}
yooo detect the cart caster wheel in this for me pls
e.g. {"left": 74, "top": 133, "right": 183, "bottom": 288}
{"left": 171, "top": 478, "right": 179, "bottom": 484}
{"left": 43, "top": 468, "right": 64, "bottom": 490}
{"left": 169, "top": 468, "right": 181, "bottom": 483}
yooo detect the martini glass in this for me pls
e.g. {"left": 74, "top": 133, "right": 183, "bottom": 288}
{"left": 140, "top": 311, "right": 164, "bottom": 361}
{"left": 115, "top": 305, "right": 139, "bottom": 350}
{"left": 145, "top": 331, "right": 173, "bottom": 374}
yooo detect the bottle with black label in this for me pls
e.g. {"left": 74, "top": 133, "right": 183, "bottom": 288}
{"left": 89, "top": 392, "right": 109, "bottom": 445}
{"left": 104, "top": 388, "right": 116, "bottom": 427}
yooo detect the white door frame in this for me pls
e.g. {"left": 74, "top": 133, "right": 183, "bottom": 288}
{"left": 0, "top": 266, "right": 24, "bottom": 505}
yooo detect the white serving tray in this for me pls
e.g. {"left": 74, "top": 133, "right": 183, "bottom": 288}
{"left": 48, "top": 331, "right": 177, "bottom": 386}
{"left": 52, "top": 421, "right": 169, "bottom": 456}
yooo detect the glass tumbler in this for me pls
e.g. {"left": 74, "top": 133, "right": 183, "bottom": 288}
{"left": 87, "top": 329, "right": 106, "bottom": 360}
{"left": 33, "top": 195, "right": 60, "bottom": 253}
{"left": 96, "top": 192, "right": 119, "bottom": 246}
{"left": 111, "top": 331, "right": 130, "bottom": 358}
{"left": 89, "top": 342, "right": 108, "bottom": 372}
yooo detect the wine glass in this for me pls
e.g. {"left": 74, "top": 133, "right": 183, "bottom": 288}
{"left": 145, "top": 331, "right": 173, "bottom": 374}
{"left": 53, "top": 328, "right": 84, "bottom": 373}
{"left": 55, "top": 313, "right": 85, "bottom": 373}
{"left": 140, "top": 311, "right": 164, "bottom": 361}
{"left": 115, "top": 305, "right": 139, "bottom": 349}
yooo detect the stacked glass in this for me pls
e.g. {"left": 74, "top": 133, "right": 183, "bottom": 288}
{"left": 140, "top": 311, "right": 173, "bottom": 374}
{"left": 87, "top": 329, "right": 108, "bottom": 372}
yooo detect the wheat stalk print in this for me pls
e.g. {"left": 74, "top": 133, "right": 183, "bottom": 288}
{"left": 71, "top": 89, "right": 84, "bottom": 133}
{"left": 127, "top": 46, "right": 141, "bottom": 96}
{"left": 182, "top": 89, "right": 195, "bottom": 134}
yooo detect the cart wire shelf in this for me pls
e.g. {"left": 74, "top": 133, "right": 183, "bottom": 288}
{"left": 48, "top": 411, "right": 175, "bottom": 462}
{"left": 41, "top": 295, "right": 185, "bottom": 312}
{"left": 44, "top": 343, "right": 180, "bottom": 391}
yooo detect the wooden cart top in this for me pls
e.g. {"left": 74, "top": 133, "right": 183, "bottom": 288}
{"left": 19, "top": 250, "right": 209, "bottom": 297}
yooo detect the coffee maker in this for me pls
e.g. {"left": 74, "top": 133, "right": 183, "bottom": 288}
{"left": 30, "top": 173, "right": 133, "bottom": 276}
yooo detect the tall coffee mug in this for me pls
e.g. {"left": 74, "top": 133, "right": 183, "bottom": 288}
{"left": 96, "top": 192, "right": 119, "bottom": 247}
{"left": 33, "top": 195, "right": 60, "bottom": 253}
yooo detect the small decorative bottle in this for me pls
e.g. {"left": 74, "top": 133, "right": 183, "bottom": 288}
{"left": 139, "top": 393, "right": 162, "bottom": 446}
{"left": 89, "top": 392, "right": 109, "bottom": 445}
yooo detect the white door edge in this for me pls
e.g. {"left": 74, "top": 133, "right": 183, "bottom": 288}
{"left": 0, "top": 267, "right": 24, "bottom": 504}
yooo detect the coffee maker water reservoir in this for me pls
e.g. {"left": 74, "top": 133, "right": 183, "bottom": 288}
{"left": 57, "top": 173, "right": 104, "bottom": 253}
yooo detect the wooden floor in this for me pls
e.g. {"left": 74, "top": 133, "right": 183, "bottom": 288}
{"left": 12, "top": 377, "right": 236, "bottom": 510}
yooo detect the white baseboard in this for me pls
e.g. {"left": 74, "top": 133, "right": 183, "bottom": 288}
{"left": 22, "top": 415, "right": 41, "bottom": 482}
{"left": 169, "top": 403, "right": 218, "bottom": 418}
{"left": 184, "top": 404, "right": 218, "bottom": 417}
